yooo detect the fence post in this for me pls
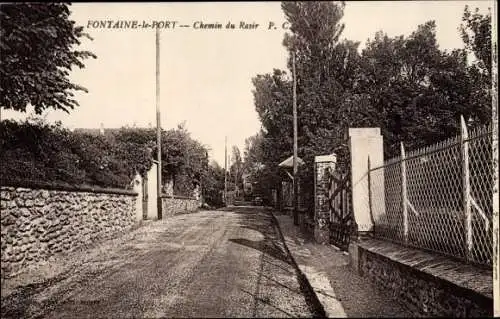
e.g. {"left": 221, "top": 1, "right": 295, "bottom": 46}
{"left": 401, "top": 142, "right": 408, "bottom": 244}
{"left": 461, "top": 115, "right": 472, "bottom": 261}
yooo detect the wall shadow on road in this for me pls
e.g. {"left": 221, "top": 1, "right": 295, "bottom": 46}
{"left": 229, "top": 237, "right": 291, "bottom": 265}
{"left": 1, "top": 280, "right": 44, "bottom": 319}
{"left": 228, "top": 206, "right": 326, "bottom": 318}
{"left": 239, "top": 287, "right": 296, "bottom": 318}
{"left": 0, "top": 269, "right": 74, "bottom": 319}
{"left": 228, "top": 207, "right": 292, "bottom": 265}
{"left": 229, "top": 207, "right": 308, "bottom": 317}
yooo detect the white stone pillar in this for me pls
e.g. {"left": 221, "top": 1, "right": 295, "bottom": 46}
{"left": 348, "top": 128, "right": 385, "bottom": 233}
{"left": 147, "top": 163, "right": 158, "bottom": 220}
{"left": 131, "top": 173, "right": 143, "bottom": 222}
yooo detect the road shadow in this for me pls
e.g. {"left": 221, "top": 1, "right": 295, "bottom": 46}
{"left": 1, "top": 267, "right": 77, "bottom": 319}
{"left": 229, "top": 238, "right": 291, "bottom": 265}
{"left": 239, "top": 287, "right": 296, "bottom": 318}
{"left": 228, "top": 207, "right": 292, "bottom": 266}
{"left": 228, "top": 206, "right": 326, "bottom": 318}
{"left": 1, "top": 280, "right": 44, "bottom": 319}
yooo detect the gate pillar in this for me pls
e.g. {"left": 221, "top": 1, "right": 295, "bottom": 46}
{"left": 132, "top": 172, "right": 143, "bottom": 222}
{"left": 146, "top": 163, "right": 159, "bottom": 220}
{"left": 348, "top": 128, "right": 384, "bottom": 235}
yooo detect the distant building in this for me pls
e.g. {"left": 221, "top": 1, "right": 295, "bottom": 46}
{"left": 242, "top": 173, "right": 253, "bottom": 195}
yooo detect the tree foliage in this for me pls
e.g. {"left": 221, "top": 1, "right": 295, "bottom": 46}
{"left": 244, "top": 2, "right": 492, "bottom": 210}
{"left": 250, "top": 1, "right": 358, "bottom": 208}
{"left": 0, "top": 119, "right": 212, "bottom": 196}
{"left": 0, "top": 3, "right": 96, "bottom": 114}
{"left": 357, "top": 20, "right": 491, "bottom": 156}
{"left": 109, "top": 123, "right": 209, "bottom": 196}
{"left": 229, "top": 145, "right": 244, "bottom": 192}
{"left": 460, "top": 5, "right": 492, "bottom": 74}
{"left": 0, "top": 119, "right": 147, "bottom": 188}
{"left": 459, "top": 5, "right": 492, "bottom": 128}
{"left": 202, "top": 160, "right": 225, "bottom": 208}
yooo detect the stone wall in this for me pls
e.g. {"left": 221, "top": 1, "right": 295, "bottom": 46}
{"left": 1, "top": 185, "right": 138, "bottom": 277}
{"left": 161, "top": 195, "right": 200, "bottom": 217}
{"left": 350, "top": 238, "right": 493, "bottom": 317}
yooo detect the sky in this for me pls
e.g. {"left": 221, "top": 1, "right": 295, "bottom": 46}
{"left": 1, "top": 1, "right": 493, "bottom": 167}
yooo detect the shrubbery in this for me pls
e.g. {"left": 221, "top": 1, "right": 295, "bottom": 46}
{"left": 0, "top": 119, "right": 151, "bottom": 189}
{"left": 0, "top": 119, "right": 226, "bottom": 206}
{"left": 202, "top": 161, "right": 226, "bottom": 208}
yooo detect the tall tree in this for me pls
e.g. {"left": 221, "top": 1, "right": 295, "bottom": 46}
{"left": 460, "top": 5, "right": 492, "bottom": 74}
{"left": 358, "top": 20, "right": 491, "bottom": 157}
{"left": 459, "top": 5, "right": 492, "bottom": 127}
{"left": 250, "top": 1, "right": 358, "bottom": 207}
{"left": 0, "top": 3, "right": 96, "bottom": 114}
{"left": 229, "top": 145, "right": 243, "bottom": 192}
{"left": 251, "top": 69, "right": 292, "bottom": 198}
{"left": 249, "top": 1, "right": 493, "bottom": 208}
{"left": 112, "top": 124, "right": 209, "bottom": 196}
{"left": 202, "top": 160, "right": 225, "bottom": 208}
{"left": 243, "top": 131, "right": 265, "bottom": 174}
{"left": 283, "top": 1, "right": 359, "bottom": 208}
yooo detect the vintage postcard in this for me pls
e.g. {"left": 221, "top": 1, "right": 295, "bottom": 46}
{"left": 1, "top": 2, "right": 497, "bottom": 318}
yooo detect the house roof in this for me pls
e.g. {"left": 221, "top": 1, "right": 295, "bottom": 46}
{"left": 278, "top": 155, "right": 305, "bottom": 168}
{"left": 73, "top": 127, "right": 152, "bottom": 135}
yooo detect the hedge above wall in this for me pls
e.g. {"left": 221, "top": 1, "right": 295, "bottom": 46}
{"left": 0, "top": 119, "right": 152, "bottom": 189}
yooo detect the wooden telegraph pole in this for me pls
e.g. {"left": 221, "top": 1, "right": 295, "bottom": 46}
{"left": 224, "top": 136, "right": 228, "bottom": 206}
{"left": 292, "top": 51, "right": 299, "bottom": 226}
{"left": 156, "top": 27, "right": 163, "bottom": 220}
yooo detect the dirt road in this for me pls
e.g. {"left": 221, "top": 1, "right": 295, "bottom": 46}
{"left": 1, "top": 207, "right": 319, "bottom": 318}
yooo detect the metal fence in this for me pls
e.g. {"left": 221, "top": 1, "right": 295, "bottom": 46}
{"left": 369, "top": 118, "right": 494, "bottom": 267}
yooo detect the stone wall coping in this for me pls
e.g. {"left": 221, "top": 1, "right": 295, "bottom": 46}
{"left": 159, "top": 194, "right": 198, "bottom": 200}
{"left": 1, "top": 180, "right": 138, "bottom": 196}
{"left": 357, "top": 238, "right": 493, "bottom": 300}
{"left": 315, "top": 154, "right": 337, "bottom": 163}
{"left": 348, "top": 127, "right": 381, "bottom": 137}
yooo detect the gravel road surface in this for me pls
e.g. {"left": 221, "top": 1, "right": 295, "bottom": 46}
{"left": 1, "top": 207, "right": 319, "bottom": 319}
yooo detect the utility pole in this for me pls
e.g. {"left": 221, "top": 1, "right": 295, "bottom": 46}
{"left": 156, "top": 27, "right": 163, "bottom": 220}
{"left": 228, "top": 153, "right": 231, "bottom": 204}
{"left": 234, "top": 156, "right": 238, "bottom": 199}
{"left": 224, "top": 136, "right": 228, "bottom": 206}
{"left": 292, "top": 50, "right": 299, "bottom": 226}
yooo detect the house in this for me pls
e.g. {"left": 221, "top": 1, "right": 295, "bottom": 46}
{"left": 242, "top": 173, "right": 253, "bottom": 195}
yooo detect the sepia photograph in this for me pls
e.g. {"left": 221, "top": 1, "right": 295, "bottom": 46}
{"left": 0, "top": 1, "right": 498, "bottom": 318}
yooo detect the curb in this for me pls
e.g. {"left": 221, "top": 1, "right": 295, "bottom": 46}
{"left": 269, "top": 210, "right": 327, "bottom": 318}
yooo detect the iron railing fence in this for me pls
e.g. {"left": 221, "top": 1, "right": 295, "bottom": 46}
{"left": 369, "top": 119, "right": 494, "bottom": 267}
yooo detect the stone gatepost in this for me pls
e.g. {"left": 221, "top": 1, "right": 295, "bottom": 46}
{"left": 132, "top": 173, "right": 143, "bottom": 222}
{"left": 314, "top": 154, "right": 337, "bottom": 244}
{"left": 146, "top": 163, "right": 158, "bottom": 220}
{"left": 348, "top": 128, "right": 385, "bottom": 236}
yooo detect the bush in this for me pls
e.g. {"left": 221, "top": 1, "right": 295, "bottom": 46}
{"left": 0, "top": 119, "right": 151, "bottom": 189}
{"left": 0, "top": 119, "right": 225, "bottom": 199}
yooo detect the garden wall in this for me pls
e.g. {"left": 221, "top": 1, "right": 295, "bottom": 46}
{"left": 1, "top": 183, "right": 138, "bottom": 277}
{"left": 161, "top": 195, "right": 200, "bottom": 217}
{"left": 349, "top": 238, "right": 493, "bottom": 317}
